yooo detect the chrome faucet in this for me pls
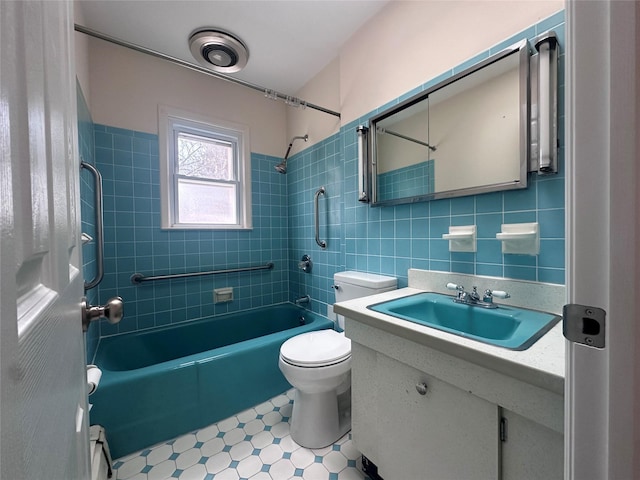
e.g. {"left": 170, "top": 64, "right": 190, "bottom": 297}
{"left": 295, "top": 295, "right": 310, "bottom": 306}
{"left": 446, "top": 283, "right": 510, "bottom": 309}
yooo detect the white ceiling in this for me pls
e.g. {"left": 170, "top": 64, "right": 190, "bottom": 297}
{"left": 77, "top": 0, "right": 389, "bottom": 94}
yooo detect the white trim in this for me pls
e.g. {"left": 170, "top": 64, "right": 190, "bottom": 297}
{"left": 158, "top": 104, "right": 252, "bottom": 230}
{"left": 566, "top": 1, "right": 639, "bottom": 478}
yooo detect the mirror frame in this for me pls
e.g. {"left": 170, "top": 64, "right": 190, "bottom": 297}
{"left": 368, "top": 40, "right": 530, "bottom": 206}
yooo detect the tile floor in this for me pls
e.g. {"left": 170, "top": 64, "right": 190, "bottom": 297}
{"left": 111, "top": 389, "right": 372, "bottom": 480}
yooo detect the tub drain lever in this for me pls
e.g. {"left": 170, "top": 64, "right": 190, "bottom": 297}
{"left": 82, "top": 296, "right": 124, "bottom": 332}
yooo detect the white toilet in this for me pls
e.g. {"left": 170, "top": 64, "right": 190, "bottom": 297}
{"left": 278, "top": 271, "right": 397, "bottom": 448}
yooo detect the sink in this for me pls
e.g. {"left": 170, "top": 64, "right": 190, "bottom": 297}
{"left": 367, "top": 292, "right": 561, "bottom": 350}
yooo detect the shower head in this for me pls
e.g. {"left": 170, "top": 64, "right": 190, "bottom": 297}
{"left": 274, "top": 134, "right": 308, "bottom": 174}
{"left": 274, "top": 160, "right": 287, "bottom": 174}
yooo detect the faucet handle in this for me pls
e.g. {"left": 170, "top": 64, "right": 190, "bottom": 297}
{"left": 446, "top": 283, "right": 466, "bottom": 300}
{"left": 492, "top": 290, "right": 510, "bottom": 299}
{"left": 484, "top": 289, "right": 510, "bottom": 301}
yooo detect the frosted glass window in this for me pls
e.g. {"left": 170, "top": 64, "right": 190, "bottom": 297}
{"left": 159, "top": 107, "right": 252, "bottom": 230}
{"left": 177, "top": 179, "right": 237, "bottom": 224}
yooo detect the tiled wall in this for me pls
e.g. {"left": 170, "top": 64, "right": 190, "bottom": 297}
{"left": 78, "top": 83, "right": 100, "bottom": 361}
{"left": 377, "top": 161, "right": 435, "bottom": 201}
{"left": 82, "top": 12, "right": 565, "bottom": 338}
{"left": 286, "top": 135, "right": 345, "bottom": 308}
{"left": 288, "top": 11, "right": 565, "bottom": 318}
{"left": 92, "top": 125, "right": 289, "bottom": 337}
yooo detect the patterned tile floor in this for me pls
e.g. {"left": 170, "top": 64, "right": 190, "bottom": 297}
{"left": 112, "top": 389, "right": 371, "bottom": 480}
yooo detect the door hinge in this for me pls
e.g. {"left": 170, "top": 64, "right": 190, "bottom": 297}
{"left": 562, "top": 303, "right": 606, "bottom": 348}
{"left": 500, "top": 417, "right": 508, "bottom": 442}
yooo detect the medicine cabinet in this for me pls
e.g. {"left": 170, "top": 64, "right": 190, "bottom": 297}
{"left": 361, "top": 33, "right": 558, "bottom": 206}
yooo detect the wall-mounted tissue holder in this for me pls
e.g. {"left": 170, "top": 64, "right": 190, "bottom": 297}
{"left": 496, "top": 222, "right": 540, "bottom": 255}
{"left": 442, "top": 225, "right": 477, "bottom": 252}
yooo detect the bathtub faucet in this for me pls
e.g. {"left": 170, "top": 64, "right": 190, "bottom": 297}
{"left": 295, "top": 295, "right": 310, "bottom": 306}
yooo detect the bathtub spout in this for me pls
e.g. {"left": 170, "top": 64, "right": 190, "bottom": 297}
{"left": 295, "top": 295, "right": 310, "bottom": 306}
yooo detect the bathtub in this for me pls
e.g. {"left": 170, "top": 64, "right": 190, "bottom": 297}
{"left": 89, "top": 304, "right": 333, "bottom": 459}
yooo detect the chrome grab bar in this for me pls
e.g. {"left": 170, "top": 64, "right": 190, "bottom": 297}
{"left": 314, "top": 187, "right": 327, "bottom": 249}
{"left": 131, "top": 262, "right": 275, "bottom": 284}
{"left": 81, "top": 161, "right": 104, "bottom": 291}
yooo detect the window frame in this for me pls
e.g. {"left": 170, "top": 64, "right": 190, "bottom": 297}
{"left": 159, "top": 106, "right": 252, "bottom": 230}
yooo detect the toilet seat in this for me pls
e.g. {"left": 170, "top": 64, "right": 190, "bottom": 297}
{"left": 280, "top": 330, "right": 351, "bottom": 367}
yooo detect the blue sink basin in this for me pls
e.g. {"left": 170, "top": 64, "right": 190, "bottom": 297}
{"left": 368, "top": 292, "right": 561, "bottom": 350}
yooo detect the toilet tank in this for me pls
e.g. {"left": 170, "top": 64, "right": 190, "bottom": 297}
{"left": 334, "top": 271, "right": 397, "bottom": 303}
{"left": 333, "top": 271, "right": 397, "bottom": 330}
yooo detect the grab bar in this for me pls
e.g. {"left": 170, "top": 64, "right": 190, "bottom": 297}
{"left": 314, "top": 187, "right": 327, "bottom": 249}
{"left": 81, "top": 161, "right": 104, "bottom": 291}
{"left": 130, "top": 262, "right": 275, "bottom": 284}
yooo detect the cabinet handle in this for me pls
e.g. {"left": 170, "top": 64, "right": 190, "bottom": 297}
{"left": 415, "top": 382, "right": 428, "bottom": 395}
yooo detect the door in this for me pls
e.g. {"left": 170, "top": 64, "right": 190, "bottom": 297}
{"left": 0, "top": 1, "right": 90, "bottom": 479}
{"left": 565, "top": 1, "right": 639, "bottom": 478}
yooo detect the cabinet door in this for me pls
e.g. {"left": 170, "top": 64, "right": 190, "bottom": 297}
{"left": 501, "top": 409, "right": 563, "bottom": 480}
{"left": 351, "top": 342, "right": 382, "bottom": 463}
{"left": 373, "top": 353, "right": 500, "bottom": 480}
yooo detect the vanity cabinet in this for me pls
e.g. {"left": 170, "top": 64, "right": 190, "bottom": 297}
{"left": 348, "top": 324, "right": 564, "bottom": 480}
{"left": 352, "top": 343, "right": 500, "bottom": 479}
{"left": 501, "top": 409, "right": 564, "bottom": 480}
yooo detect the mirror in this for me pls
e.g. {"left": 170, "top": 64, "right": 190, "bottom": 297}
{"left": 369, "top": 40, "right": 530, "bottom": 206}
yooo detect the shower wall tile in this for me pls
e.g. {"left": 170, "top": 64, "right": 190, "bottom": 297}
{"left": 286, "top": 134, "right": 345, "bottom": 313}
{"left": 93, "top": 125, "right": 289, "bottom": 337}
{"left": 77, "top": 82, "right": 100, "bottom": 361}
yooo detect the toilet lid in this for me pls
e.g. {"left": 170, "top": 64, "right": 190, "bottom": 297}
{"left": 280, "top": 330, "right": 351, "bottom": 367}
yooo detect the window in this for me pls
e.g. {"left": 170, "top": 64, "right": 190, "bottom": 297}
{"left": 159, "top": 106, "right": 251, "bottom": 229}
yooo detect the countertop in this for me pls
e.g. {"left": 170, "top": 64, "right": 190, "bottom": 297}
{"left": 334, "top": 287, "right": 565, "bottom": 395}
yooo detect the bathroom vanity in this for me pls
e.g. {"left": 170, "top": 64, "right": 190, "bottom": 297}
{"left": 334, "top": 270, "right": 565, "bottom": 480}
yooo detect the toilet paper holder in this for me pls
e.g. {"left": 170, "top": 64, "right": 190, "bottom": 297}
{"left": 86, "top": 365, "right": 102, "bottom": 395}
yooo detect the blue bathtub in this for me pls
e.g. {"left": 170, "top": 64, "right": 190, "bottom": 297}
{"left": 89, "top": 304, "right": 333, "bottom": 458}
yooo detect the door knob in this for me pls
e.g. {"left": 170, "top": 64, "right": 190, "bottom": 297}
{"left": 82, "top": 296, "right": 123, "bottom": 332}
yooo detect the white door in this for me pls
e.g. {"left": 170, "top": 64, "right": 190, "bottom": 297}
{"left": 0, "top": 1, "right": 90, "bottom": 479}
{"left": 566, "top": 1, "right": 639, "bottom": 478}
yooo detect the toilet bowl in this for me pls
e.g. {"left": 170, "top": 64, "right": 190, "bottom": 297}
{"left": 279, "top": 271, "right": 397, "bottom": 448}
{"left": 279, "top": 330, "right": 351, "bottom": 448}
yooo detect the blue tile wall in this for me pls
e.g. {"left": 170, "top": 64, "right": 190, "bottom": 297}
{"left": 77, "top": 82, "right": 100, "bottom": 361}
{"left": 286, "top": 134, "right": 344, "bottom": 315}
{"left": 92, "top": 125, "right": 289, "bottom": 336}
{"left": 377, "top": 160, "right": 434, "bottom": 201}
{"left": 288, "top": 11, "right": 565, "bottom": 317}
{"left": 82, "top": 11, "right": 565, "bottom": 338}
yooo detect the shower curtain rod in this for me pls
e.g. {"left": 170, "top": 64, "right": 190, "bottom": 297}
{"left": 74, "top": 24, "right": 341, "bottom": 119}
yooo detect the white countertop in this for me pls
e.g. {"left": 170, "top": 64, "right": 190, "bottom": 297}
{"left": 334, "top": 287, "right": 565, "bottom": 395}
